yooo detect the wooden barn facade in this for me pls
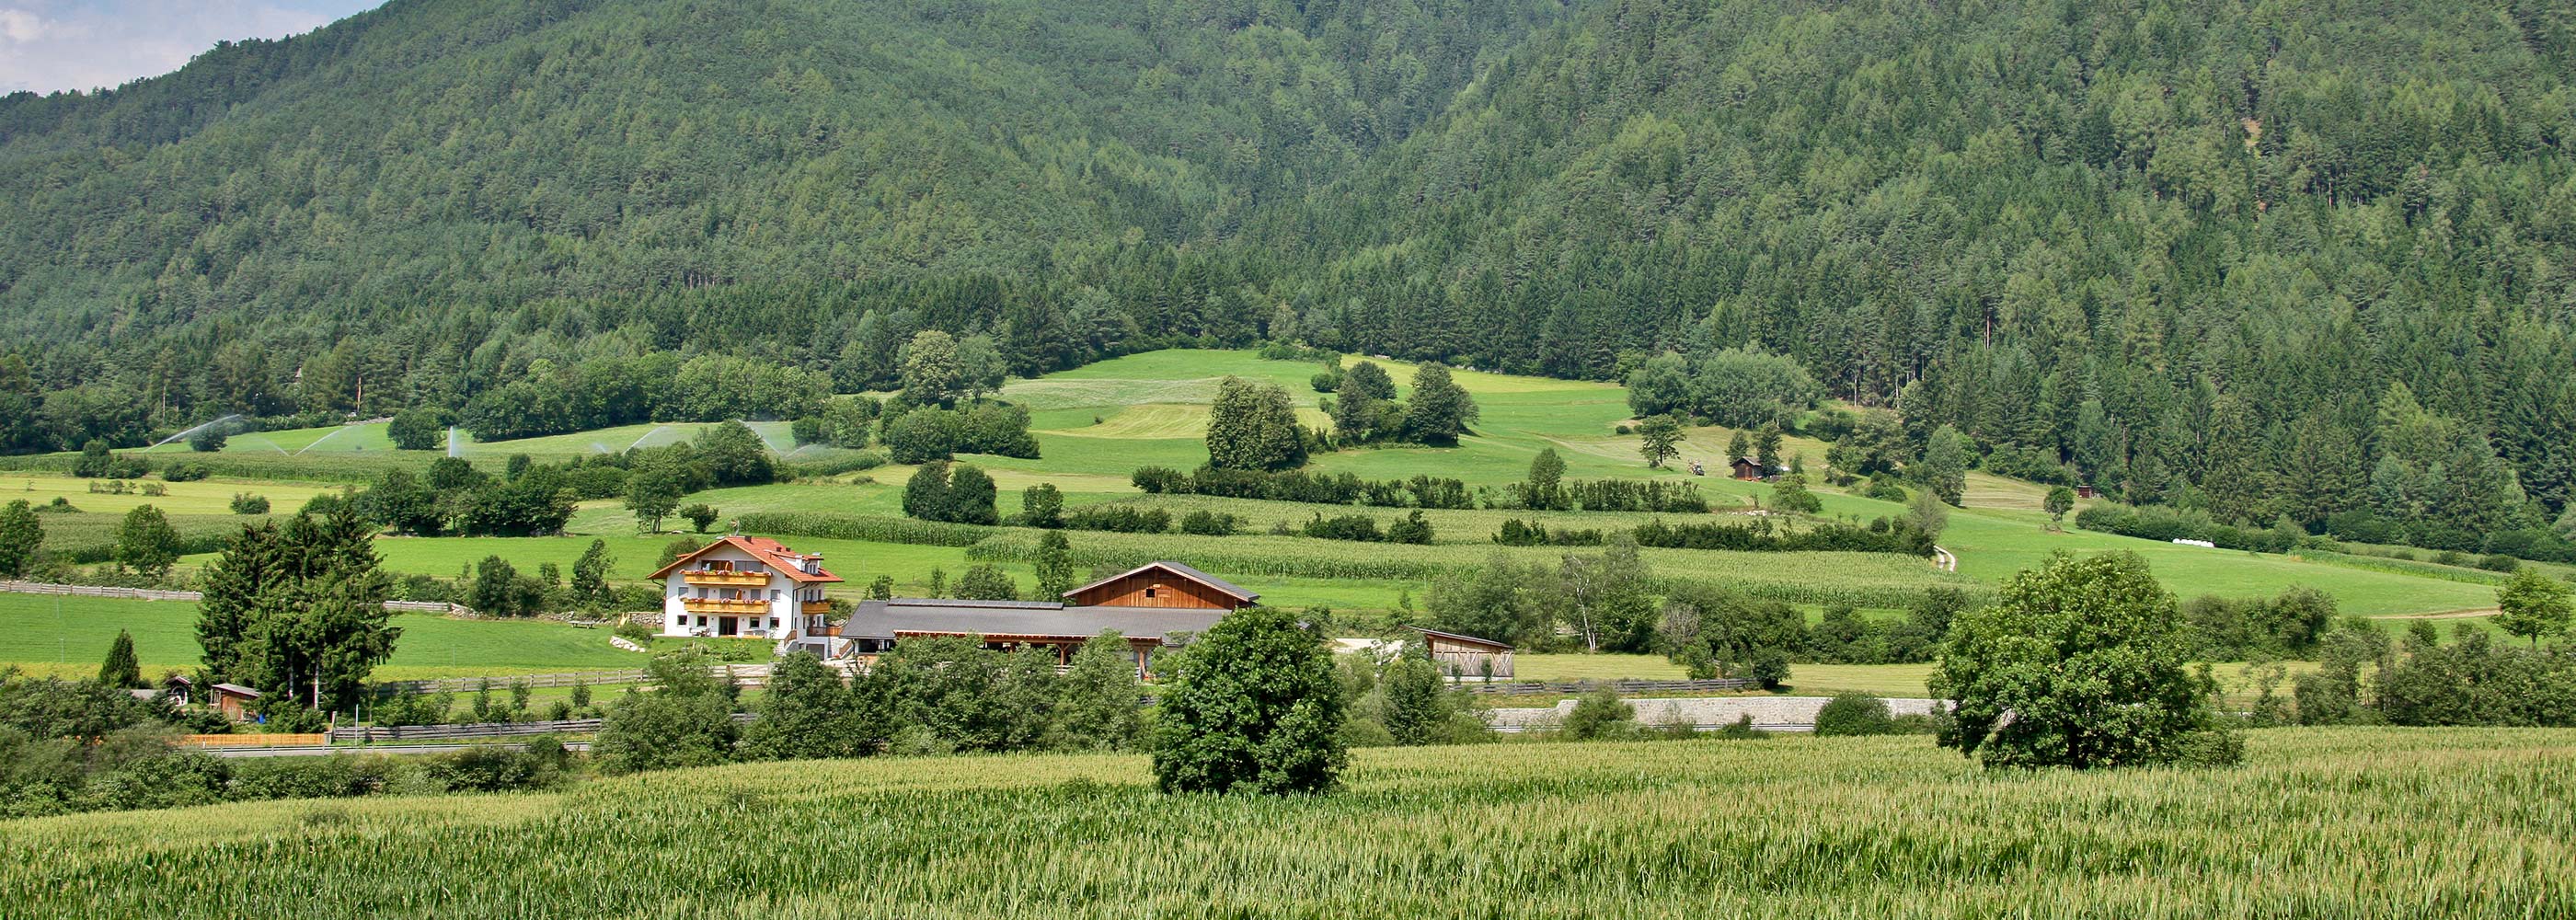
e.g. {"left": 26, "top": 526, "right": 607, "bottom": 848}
{"left": 1064, "top": 561, "right": 1260, "bottom": 610}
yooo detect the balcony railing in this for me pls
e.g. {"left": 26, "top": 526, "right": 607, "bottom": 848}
{"left": 683, "top": 569, "right": 770, "bottom": 587}
{"left": 682, "top": 598, "right": 768, "bottom": 615}
{"left": 800, "top": 601, "right": 832, "bottom": 615}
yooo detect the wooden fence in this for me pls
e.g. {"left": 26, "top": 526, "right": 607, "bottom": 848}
{"left": 0, "top": 581, "right": 471, "bottom": 615}
{"left": 1459, "top": 677, "right": 1766, "bottom": 696}
{"left": 180, "top": 733, "right": 328, "bottom": 748}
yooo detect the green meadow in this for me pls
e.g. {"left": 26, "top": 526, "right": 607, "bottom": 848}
{"left": 0, "top": 349, "right": 2525, "bottom": 682}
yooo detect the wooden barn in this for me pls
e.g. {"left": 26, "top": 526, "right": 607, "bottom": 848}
{"left": 1063, "top": 561, "right": 1260, "bottom": 610}
{"left": 837, "top": 561, "right": 1262, "bottom": 678}
{"left": 1729, "top": 456, "right": 1765, "bottom": 480}
{"left": 1410, "top": 627, "right": 1514, "bottom": 679}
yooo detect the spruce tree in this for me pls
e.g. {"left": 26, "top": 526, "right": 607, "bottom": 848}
{"left": 98, "top": 629, "right": 143, "bottom": 689}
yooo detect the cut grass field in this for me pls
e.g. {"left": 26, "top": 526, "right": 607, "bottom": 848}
{"left": 6, "top": 728, "right": 2569, "bottom": 918}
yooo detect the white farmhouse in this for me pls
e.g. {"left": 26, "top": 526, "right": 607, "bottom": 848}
{"left": 648, "top": 535, "right": 843, "bottom": 641}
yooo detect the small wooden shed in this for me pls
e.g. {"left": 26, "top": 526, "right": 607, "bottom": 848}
{"left": 210, "top": 683, "right": 262, "bottom": 721}
{"left": 1729, "top": 457, "right": 1765, "bottom": 481}
{"left": 1410, "top": 627, "right": 1515, "bottom": 679}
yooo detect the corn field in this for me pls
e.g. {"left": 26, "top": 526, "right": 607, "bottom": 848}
{"left": 3, "top": 728, "right": 2569, "bottom": 917}
{"left": 970, "top": 529, "right": 1982, "bottom": 608}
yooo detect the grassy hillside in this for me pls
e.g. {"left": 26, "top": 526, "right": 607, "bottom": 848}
{"left": 6, "top": 729, "right": 2570, "bottom": 917}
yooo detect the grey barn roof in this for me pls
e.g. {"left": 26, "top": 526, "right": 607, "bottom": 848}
{"left": 1063, "top": 560, "right": 1259, "bottom": 603}
{"left": 845, "top": 599, "right": 1229, "bottom": 643}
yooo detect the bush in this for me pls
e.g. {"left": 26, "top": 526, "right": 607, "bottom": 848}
{"left": 1301, "top": 513, "right": 1382, "bottom": 542}
{"left": 1560, "top": 689, "right": 1634, "bottom": 741}
{"left": 1384, "top": 511, "right": 1434, "bottom": 545}
{"left": 162, "top": 462, "right": 211, "bottom": 482}
{"left": 1811, "top": 694, "right": 1908, "bottom": 736}
{"left": 1179, "top": 510, "right": 1239, "bottom": 536}
{"left": 229, "top": 493, "right": 270, "bottom": 515}
{"left": 1493, "top": 519, "right": 1604, "bottom": 546}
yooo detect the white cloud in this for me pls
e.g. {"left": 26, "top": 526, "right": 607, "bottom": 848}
{"left": 0, "top": 8, "right": 55, "bottom": 44}
{"left": 0, "top": 1, "right": 374, "bottom": 95}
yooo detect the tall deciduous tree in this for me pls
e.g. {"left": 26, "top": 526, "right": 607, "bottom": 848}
{"left": 571, "top": 539, "right": 615, "bottom": 610}
{"left": 1932, "top": 552, "right": 2238, "bottom": 769}
{"left": 1153, "top": 606, "right": 1346, "bottom": 795}
{"left": 1399, "top": 363, "right": 1478, "bottom": 445}
{"left": 113, "top": 505, "right": 179, "bottom": 578}
{"left": 0, "top": 499, "right": 40, "bottom": 578}
{"left": 1206, "top": 376, "right": 1307, "bottom": 471}
{"left": 2494, "top": 569, "right": 2573, "bottom": 648}
{"left": 1918, "top": 425, "right": 1971, "bottom": 506}
{"left": 1054, "top": 631, "right": 1144, "bottom": 751}
{"left": 625, "top": 470, "right": 683, "bottom": 534}
{"left": 1637, "top": 416, "right": 1682, "bottom": 468}
{"left": 1034, "top": 530, "right": 1076, "bottom": 599}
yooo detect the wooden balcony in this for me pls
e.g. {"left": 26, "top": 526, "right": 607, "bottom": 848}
{"left": 682, "top": 598, "right": 768, "bottom": 615}
{"left": 800, "top": 601, "right": 832, "bottom": 615}
{"left": 683, "top": 569, "right": 771, "bottom": 587}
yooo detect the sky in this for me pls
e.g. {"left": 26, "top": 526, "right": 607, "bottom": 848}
{"left": 0, "top": 0, "right": 385, "bottom": 95}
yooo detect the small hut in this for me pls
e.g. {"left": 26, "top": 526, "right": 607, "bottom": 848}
{"left": 210, "top": 684, "right": 262, "bottom": 721}
{"left": 1409, "top": 627, "right": 1515, "bottom": 680}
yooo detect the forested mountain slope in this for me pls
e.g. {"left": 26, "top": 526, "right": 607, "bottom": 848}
{"left": 1276, "top": 0, "right": 2576, "bottom": 542}
{"left": 5, "top": 0, "right": 2576, "bottom": 551}
{"left": 0, "top": 0, "right": 1559, "bottom": 436}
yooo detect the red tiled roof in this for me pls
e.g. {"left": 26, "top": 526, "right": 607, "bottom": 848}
{"left": 645, "top": 535, "right": 843, "bottom": 584}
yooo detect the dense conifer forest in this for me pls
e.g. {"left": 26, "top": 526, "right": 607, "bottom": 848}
{"left": 4, "top": 0, "right": 2575, "bottom": 547}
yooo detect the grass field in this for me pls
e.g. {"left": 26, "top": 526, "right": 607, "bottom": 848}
{"left": 6, "top": 728, "right": 2568, "bottom": 917}
{"left": 0, "top": 594, "right": 649, "bottom": 681}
